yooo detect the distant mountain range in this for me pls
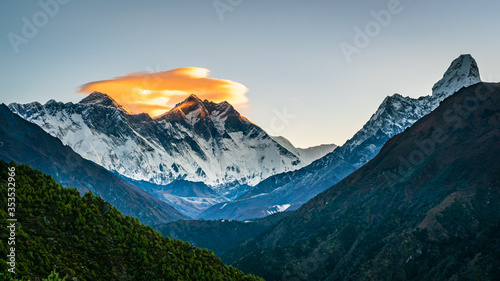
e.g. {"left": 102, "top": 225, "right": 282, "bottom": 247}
{"left": 9, "top": 92, "right": 336, "bottom": 217}
{"left": 200, "top": 54, "right": 483, "bottom": 220}
{"left": 0, "top": 104, "right": 187, "bottom": 225}
{"left": 5, "top": 54, "right": 483, "bottom": 222}
{"left": 223, "top": 82, "right": 500, "bottom": 280}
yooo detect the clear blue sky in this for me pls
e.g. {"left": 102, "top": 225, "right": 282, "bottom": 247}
{"left": 1, "top": 0, "right": 499, "bottom": 147}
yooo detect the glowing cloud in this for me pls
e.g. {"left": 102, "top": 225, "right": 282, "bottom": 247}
{"left": 78, "top": 67, "right": 249, "bottom": 117}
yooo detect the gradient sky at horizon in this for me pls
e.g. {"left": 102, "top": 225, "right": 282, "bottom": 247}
{"left": 1, "top": 0, "right": 499, "bottom": 148}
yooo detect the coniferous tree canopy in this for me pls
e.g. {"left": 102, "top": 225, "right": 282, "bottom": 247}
{"left": 0, "top": 161, "right": 262, "bottom": 281}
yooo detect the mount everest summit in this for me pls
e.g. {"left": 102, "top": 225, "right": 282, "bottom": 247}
{"left": 9, "top": 91, "right": 336, "bottom": 216}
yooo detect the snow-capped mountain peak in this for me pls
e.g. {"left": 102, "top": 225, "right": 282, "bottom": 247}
{"left": 346, "top": 53, "right": 482, "bottom": 156}
{"left": 157, "top": 95, "right": 254, "bottom": 134}
{"left": 173, "top": 94, "right": 206, "bottom": 114}
{"left": 158, "top": 94, "right": 210, "bottom": 123}
{"left": 9, "top": 92, "right": 322, "bottom": 202}
{"left": 432, "top": 54, "right": 481, "bottom": 98}
{"left": 79, "top": 91, "right": 132, "bottom": 114}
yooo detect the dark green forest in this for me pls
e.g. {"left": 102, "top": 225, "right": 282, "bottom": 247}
{"left": 0, "top": 161, "right": 262, "bottom": 281}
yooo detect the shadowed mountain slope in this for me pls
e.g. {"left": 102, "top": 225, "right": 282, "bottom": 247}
{"left": 224, "top": 82, "right": 500, "bottom": 281}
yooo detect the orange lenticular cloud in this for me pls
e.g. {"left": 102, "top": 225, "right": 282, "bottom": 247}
{"left": 77, "top": 67, "right": 249, "bottom": 117}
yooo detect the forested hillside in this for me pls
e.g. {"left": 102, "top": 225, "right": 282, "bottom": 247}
{"left": 0, "top": 161, "right": 262, "bottom": 280}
